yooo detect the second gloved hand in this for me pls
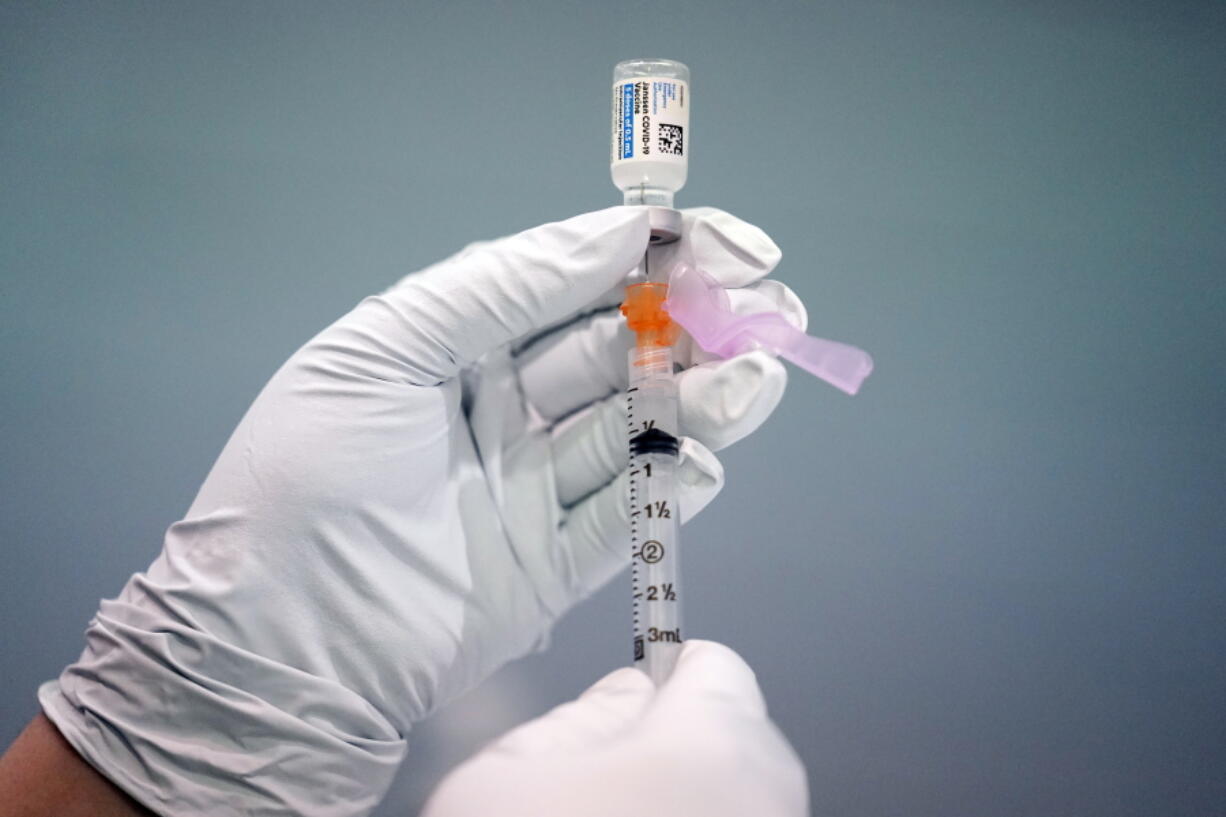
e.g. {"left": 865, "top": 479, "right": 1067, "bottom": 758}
{"left": 40, "top": 206, "right": 806, "bottom": 816}
{"left": 423, "top": 641, "right": 809, "bottom": 817}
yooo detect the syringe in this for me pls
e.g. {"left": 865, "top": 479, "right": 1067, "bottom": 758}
{"left": 608, "top": 59, "right": 872, "bottom": 683}
{"left": 611, "top": 58, "right": 691, "bottom": 683}
{"left": 622, "top": 283, "right": 683, "bottom": 684}
{"left": 607, "top": 59, "right": 874, "bottom": 684}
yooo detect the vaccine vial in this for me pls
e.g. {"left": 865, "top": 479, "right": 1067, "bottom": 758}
{"left": 611, "top": 59, "right": 690, "bottom": 208}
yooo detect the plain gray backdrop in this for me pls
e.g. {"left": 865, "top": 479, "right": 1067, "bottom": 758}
{"left": 2, "top": 1, "right": 1224, "bottom": 815}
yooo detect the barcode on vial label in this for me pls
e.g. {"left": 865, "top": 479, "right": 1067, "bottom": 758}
{"left": 658, "top": 124, "right": 684, "bottom": 156}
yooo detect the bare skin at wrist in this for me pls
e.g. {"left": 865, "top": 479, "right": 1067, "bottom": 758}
{"left": 0, "top": 714, "right": 154, "bottom": 817}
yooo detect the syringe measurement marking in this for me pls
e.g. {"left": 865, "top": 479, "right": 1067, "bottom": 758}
{"left": 628, "top": 387, "right": 643, "bottom": 661}
{"left": 645, "top": 583, "right": 676, "bottom": 600}
{"left": 636, "top": 541, "right": 664, "bottom": 563}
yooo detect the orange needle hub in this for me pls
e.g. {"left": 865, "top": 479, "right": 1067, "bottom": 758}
{"left": 621, "top": 282, "right": 680, "bottom": 350}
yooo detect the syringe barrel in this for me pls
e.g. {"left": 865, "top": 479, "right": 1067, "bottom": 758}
{"left": 611, "top": 59, "right": 690, "bottom": 208}
{"left": 634, "top": 448, "right": 682, "bottom": 683}
{"left": 627, "top": 346, "right": 683, "bottom": 684}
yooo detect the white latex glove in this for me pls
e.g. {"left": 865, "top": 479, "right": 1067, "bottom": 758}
{"left": 424, "top": 640, "right": 809, "bottom": 817}
{"left": 39, "top": 206, "right": 807, "bottom": 817}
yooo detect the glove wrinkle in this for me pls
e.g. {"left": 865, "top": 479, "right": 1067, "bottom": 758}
{"left": 41, "top": 596, "right": 404, "bottom": 817}
{"left": 511, "top": 302, "right": 620, "bottom": 358}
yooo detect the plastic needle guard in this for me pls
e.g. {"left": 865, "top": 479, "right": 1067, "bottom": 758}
{"left": 664, "top": 263, "right": 874, "bottom": 395}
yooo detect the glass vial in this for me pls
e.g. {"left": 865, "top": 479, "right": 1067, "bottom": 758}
{"left": 611, "top": 59, "right": 690, "bottom": 208}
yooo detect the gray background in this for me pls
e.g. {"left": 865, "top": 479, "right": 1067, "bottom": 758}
{"left": 2, "top": 1, "right": 1224, "bottom": 815}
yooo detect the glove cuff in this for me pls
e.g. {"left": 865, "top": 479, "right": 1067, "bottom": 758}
{"left": 39, "top": 597, "right": 405, "bottom": 817}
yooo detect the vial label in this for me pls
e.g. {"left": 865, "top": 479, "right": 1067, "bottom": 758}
{"left": 611, "top": 78, "right": 688, "bottom": 166}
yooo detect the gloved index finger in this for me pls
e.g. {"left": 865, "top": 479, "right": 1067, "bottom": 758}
{"left": 364, "top": 207, "right": 650, "bottom": 384}
{"left": 493, "top": 666, "right": 655, "bottom": 755}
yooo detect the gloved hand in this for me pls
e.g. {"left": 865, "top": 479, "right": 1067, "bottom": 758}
{"left": 423, "top": 640, "right": 809, "bottom": 817}
{"left": 39, "top": 206, "right": 807, "bottom": 817}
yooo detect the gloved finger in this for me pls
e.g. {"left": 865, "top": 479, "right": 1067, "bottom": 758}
{"left": 492, "top": 667, "right": 654, "bottom": 755}
{"left": 648, "top": 640, "right": 768, "bottom": 720}
{"left": 679, "top": 279, "right": 809, "bottom": 367}
{"left": 519, "top": 310, "right": 629, "bottom": 422}
{"left": 442, "top": 232, "right": 628, "bottom": 358}
{"left": 518, "top": 278, "right": 803, "bottom": 420}
{"left": 510, "top": 286, "right": 626, "bottom": 358}
{"left": 560, "top": 439, "right": 723, "bottom": 601}
{"left": 551, "top": 392, "right": 627, "bottom": 508}
{"left": 677, "top": 351, "right": 787, "bottom": 452}
{"left": 652, "top": 207, "right": 782, "bottom": 289}
{"left": 346, "top": 207, "right": 650, "bottom": 385}
{"left": 550, "top": 354, "right": 782, "bottom": 507}
{"left": 743, "top": 279, "right": 808, "bottom": 332}
{"left": 641, "top": 641, "right": 808, "bottom": 817}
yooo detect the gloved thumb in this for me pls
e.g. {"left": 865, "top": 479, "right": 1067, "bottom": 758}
{"left": 649, "top": 640, "right": 768, "bottom": 720}
{"left": 344, "top": 207, "right": 651, "bottom": 385}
